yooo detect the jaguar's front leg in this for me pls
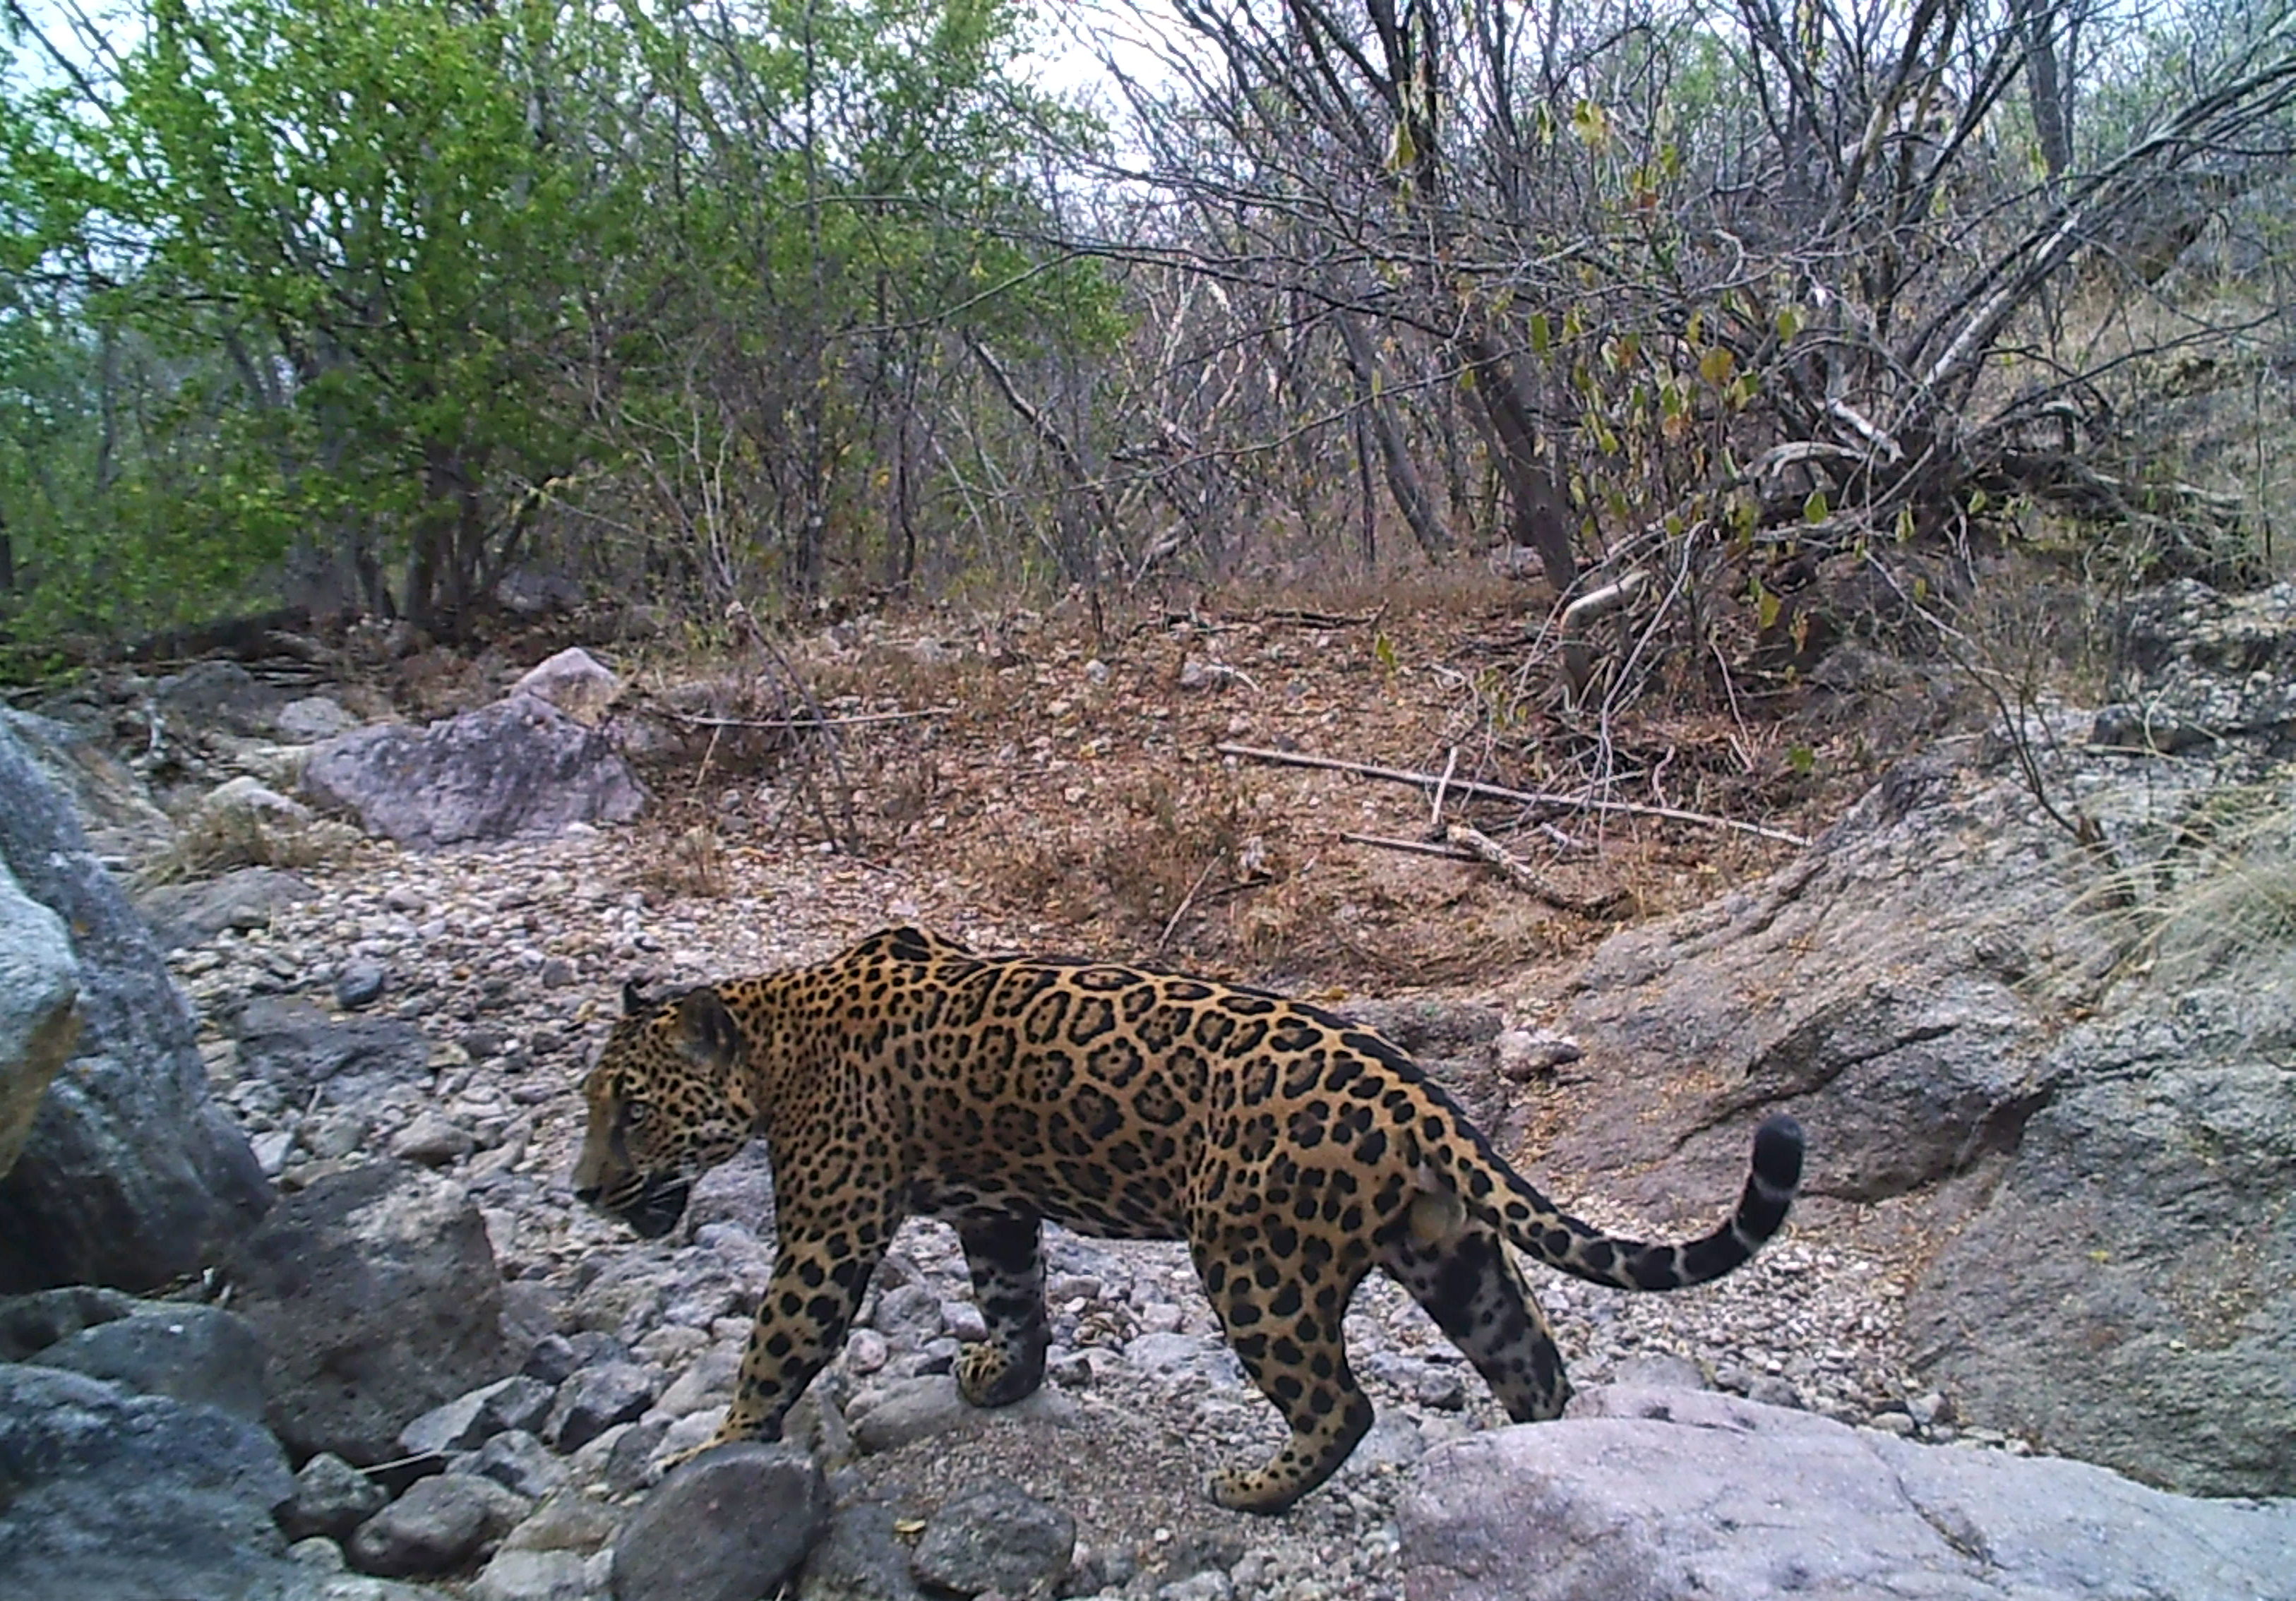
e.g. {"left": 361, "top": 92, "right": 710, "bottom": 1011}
{"left": 664, "top": 1206, "right": 891, "bottom": 1470}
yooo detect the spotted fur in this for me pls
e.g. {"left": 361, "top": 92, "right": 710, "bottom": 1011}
{"left": 573, "top": 926, "right": 1804, "bottom": 1513}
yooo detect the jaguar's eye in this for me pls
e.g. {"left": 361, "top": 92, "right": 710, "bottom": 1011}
{"left": 623, "top": 1098, "right": 654, "bottom": 1129}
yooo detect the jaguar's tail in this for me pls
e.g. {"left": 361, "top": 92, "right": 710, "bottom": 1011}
{"left": 1446, "top": 1113, "right": 1805, "bottom": 1292}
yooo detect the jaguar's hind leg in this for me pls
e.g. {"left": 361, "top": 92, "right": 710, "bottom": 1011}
{"left": 1385, "top": 1223, "right": 1571, "bottom": 1422}
{"left": 954, "top": 1209, "right": 1051, "bottom": 1408}
{"left": 1191, "top": 1230, "right": 1375, "bottom": 1514}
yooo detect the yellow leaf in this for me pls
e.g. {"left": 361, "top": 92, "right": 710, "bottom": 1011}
{"left": 1699, "top": 347, "right": 1735, "bottom": 386}
{"left": 1384, "top": 121, "right": 1415, "bottom": 174}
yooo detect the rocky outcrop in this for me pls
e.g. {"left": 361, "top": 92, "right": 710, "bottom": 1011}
{"left": 136, "top": 865, "right": 315, "bottom": 951}
{"left": 301, "top": 692, "right": 647, "bottom": 849}
{"left": 1901, "top": 988, "right": 2296, "bottom": 1498}
{"left": 0, "top": 720, "right": 270, "bottom": 1293}
{"left": 2094, "top": 577, "right": 2296, "bottom": 757}
{"left": 1548, "top": 582, "right": 2296, "bottom": 1497}
{"left": 222, "top": 1162, "right": 514, "bottom": 1464}
{"left": 0, "top": 707, "right": 176, "bottom": 861}
{"left": 1399, "top": 1386, "right": 2296, "bottom": 1601}
{"left": 153, "top": 659, "right": 298, "bottom": 739}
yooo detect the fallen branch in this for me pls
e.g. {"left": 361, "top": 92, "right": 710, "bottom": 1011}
{"left": 1445, "top": 824, "right": 1627, "bottom": 918}
{"left": 654, "top": 705, "right": 956, "bottom": 731}
{"left": 1255, "top": 606, "right": 1387, "bottom": 629}
{"left": 1340, "top": 830, "right": 1481, "bottom": 863}
{"left": 1215, "top": 743, "right": 1810, "bottom": 847}
{"left": 1560, "top": 569, "right": 1649, "bottom": 630}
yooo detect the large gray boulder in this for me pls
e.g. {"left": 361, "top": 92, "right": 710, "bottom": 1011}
{"left": 611, "top": 1444, "right": 830, "bottom": 1601}
{"left": 1548, "top": 589, "right": 2296, "bottom": 1495}
{"left": 222, "top": 1162, "right": 514, "bottom": 1464}
{"left": 1399, "top": 1386, "right": 2296, "bottom": 1601}
{"left": 25, "top": 1299, "right": 270, "bottom": 1422}
{"left": 0, "top": 1361, "right": 293, "bottom": 1601}
{"left": 0, "top": 720, "right": 270, "bottom": 1293}
{"left": 0, "top": 1361, "right": 448, "bottom": 1601}
{"left": 232, "top": 995, "right": 436, "bottom": 1102}
{"left": 153, "top": 659, "right": 297, "bottom": 738}
{"left": 301, "top": 691, "right": 646, "bottom": 848}
{"left": 0, "top": 859, "right": 80, "bottom": 1178}
{"left": 136, "top": 865, "right": 315, "bottom": 952}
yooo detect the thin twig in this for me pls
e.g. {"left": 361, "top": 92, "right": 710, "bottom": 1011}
{"left": 1530, "top": 820, "right": 1592, "bottom": 853}
{"left": 1430, "top": 747, "right": 1459, "bottom": 832}
{"left": 1216, "top": 743, "right": 1810, "bottom": 847}
{"left": 1445, "top": 824, "right": 1627, "bottom": 918}
{"left": 1156, "top": 856, "right": 1223, "bottom": 953}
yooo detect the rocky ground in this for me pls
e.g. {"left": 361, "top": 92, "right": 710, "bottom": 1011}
{"left": 22, "top": 577, "right": 2284, "bottom": 1599}
{"left": 169, "top": 823, "right": 1977, "bottom": 1601}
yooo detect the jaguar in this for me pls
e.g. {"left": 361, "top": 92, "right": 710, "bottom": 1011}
{"left": 573, "top": 925, "right": 1803, "bottom": 1513}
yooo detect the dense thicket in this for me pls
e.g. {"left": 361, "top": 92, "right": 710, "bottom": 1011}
{"left": 2, "top": 0, "right": 2291, "bottom": 661}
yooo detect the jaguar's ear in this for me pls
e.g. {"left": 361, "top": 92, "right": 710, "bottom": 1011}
{"left": 622, "top": 978, "right": 649, "bottom": 1017}
{"left": 675, "top": 989, "right": 742, "bottom": 1072}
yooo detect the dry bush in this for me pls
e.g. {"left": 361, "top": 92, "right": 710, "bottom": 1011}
{"left": 625, "top": 822, "right": 731, "bottom": 902}
{"left": 990, "top": 769, "right": 1285, "bottom": 964}
{"left": 138, "top": 807, "right": 363, "bottom": 885}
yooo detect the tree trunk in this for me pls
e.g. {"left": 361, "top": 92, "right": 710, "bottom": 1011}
{"left": 1458, "top": 331, "right": 1577, "bottom": 594}
{"left": 1333, "top": 309, "right": 1449, "bottom": 560}
{"left": 2019, "top": 0, "right": 2074, "bottom": 180}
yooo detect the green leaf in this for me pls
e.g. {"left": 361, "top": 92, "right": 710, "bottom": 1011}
{"left": 1803, "top": 489, "right": 1830, "bottom": 523}
{"left": 1753, "top": 579, "right": 1783, "bottom": 630}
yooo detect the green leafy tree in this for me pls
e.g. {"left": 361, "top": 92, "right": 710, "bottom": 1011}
{"left": 87, "top": 0, "right": 643, "bottom": 630}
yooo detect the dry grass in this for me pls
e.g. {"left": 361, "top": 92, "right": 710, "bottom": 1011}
{"left": 2086, "top": 784, "right": 2296, "bottom": 988}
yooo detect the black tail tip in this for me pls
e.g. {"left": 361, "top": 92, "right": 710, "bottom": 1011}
{"left": 1752, "top": 1113, "right": 1805, "bottom": 1192}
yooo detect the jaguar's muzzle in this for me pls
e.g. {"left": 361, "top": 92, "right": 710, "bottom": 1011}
{"left": 575, "top": 1175, "right": 693, "bottom": 1240}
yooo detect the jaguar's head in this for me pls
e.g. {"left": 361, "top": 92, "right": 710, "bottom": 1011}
{"left": 572, "top": 981, "right": 755, "bottom": 1239}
